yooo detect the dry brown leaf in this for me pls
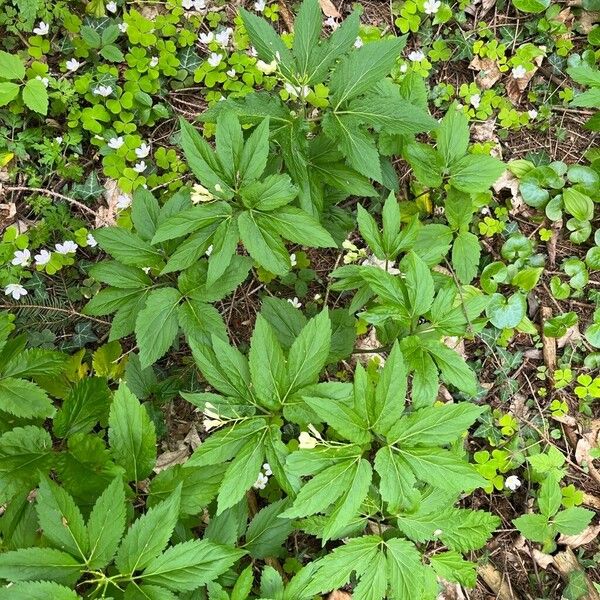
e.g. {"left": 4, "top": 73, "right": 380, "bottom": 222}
{"left": 469, "top": 56, "right": 502, "bottom": 90}
{"left": 506, "top": 55, "right": 544, "bottom": 104}
{"left": 557, "top": 323, "right": 582, "bottom": 348}
{"left": 96, "top": 179, "right": 122, "bottom": 227}
{"left": 319, "top": 0, "right": 341, "bottom": 17}
{"left": 0, "top": 202, "right": 16, "bottom": 232}
{"left": 154, "top": 448, "right": 190, "bottom": 473}
{"left": 559, "top": 525, "right": 600, "bottom": 548}
{"left": 437, "top": 581, "right": 466, "bottom": 600}
{"left": 328, "top": 592, "right": 352, "bottom": 600}
{"left": 515, "top": 536, "right": 555, "bottom": 569}
{"left": 579, "top": 10, "right": 600, "bottom": 34}
{"left": 464, "top": 0, "right": 497, "bottom": 16}
{"left": 493, "top": 170, "right": 523, "bottom": 212}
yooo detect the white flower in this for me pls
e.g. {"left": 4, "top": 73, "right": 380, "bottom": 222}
{"left": 253, "top": 472, "right": 269, "bottom": 490}
{"left": 107, "top": 136, "right": 124, "bottom": 150}
{"left": 254, "top": 0, "right": 266, "bottom": 10}
{"left": 284, "top": 82, "right": 309, "bottom": 98}
{"left": 149, "top": 56, "right": 159, "bottom": 68}
{"left": 433, "top": 529, "right": 443, "bottom": 536}
{"left": 324, "top": 16, "right": 339, "bottom": 30}
{"left": 118, "top": 22, "right": 128, "bottom": 33}
{"left": 133, "top": 160, "right": 147, "bottom": 173}
{"left": 116, "top": 194, "right": 132, "bottom": 210}
{"left": 183, "top": 0, "right": 206, "bottom": 10}
{"left": 423, "top": 0, "right": 441, "bottom": 14}
{"left": 528, "top": 109, "right": 538, "bottom": 119}
{"left": 298, "top": 431, "right": 317, "bottom": 449}
{"left": 408, "top": 50, "right": 425, "bottom": 62}
{"left": 256, "top": 59, "right": 278, "bottom": 75}
{"left": 55, "top": 240, "right": 78, "bottom": 254}
{"left": 66, "top": 58, "right": 81, "bottom": 72}
{"left": 55, "top": 136, "right": 63, "bottom": 144}
{"left": 470, "top": 93, "right": 481, "bottom": 109}
{"left": 263, "top": 463, "right": 272, "bottom": 476}
{"left": 199, "top": 31, "right": 214, "bottom": 44}
{"left": 142, "top": 267, "right": 152, "bottom": 274}
{"left": 36, "top": 76, "right": 49, "bottom": 88}
{"left": 512, "top": 65, "right": 527, "bottom": 79}
{"left": 208, "top": 53, "right": 222, "bottom": 68}
{"left": 205, "top": 244, "right": 213, "bottom": 257}
{"left": 215, "top": 27, "right": 232, "bottom": 48}
{"left": 93, "top": 85, "right": 113, "bottom": 97}
{"left": 203, "top": 418, "right": 222, "bottom": 431}
{"left": 314, "top": 293, "right": 322, "bottom": 300}
{"left": 288, "top": 297, "right": 302, "bottom": 309}
{"left": 33, "top": 21, "right": 49, "bottom": 36}
{"left": 135, "top": 142, "right": 150, "bottom": 158}
{"left": 214, "top": 184, "right": 223, "bottom": 193}
{"left": 400, "top": 63, "right": 408, "bottom": 73}
{"left": 4, "top": 283, "right": 27, "bottom": 300}
{"left": 290, "top": 253, "right": 297, "bottom": 267}
{"left": 86, "top": 234, "right": 97, "bottom": 247}
{"left": 191, "top": 183, "right": 215, "bottom": 204}
{"left": 11, "top": 249, "right": 30, "bottom": 267}
{"left": 106, "top": 1, "right": 117, "bottom": 13}
{"left": 362, "top": 255, "right": 400, "bottom": 275}
{"left": 505, "top": 475, "right": 521, "bottom": 491}
{"left": 248, "top": 46, "right": 258, "bottom": 58}
{"left": 34, "top": 249, "right": 52, "bottom": 266}
{"left": 354, "top": 36, "right": 363, "bottom": 48}
{"left": 226, "top": 68, "right": 236, "bottom": 77}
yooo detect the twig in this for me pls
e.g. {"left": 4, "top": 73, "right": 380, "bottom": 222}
{"left": 0, "top": 303, "right": 110, "bottom": 325}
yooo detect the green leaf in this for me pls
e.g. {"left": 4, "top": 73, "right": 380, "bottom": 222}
{"left": 217, "top": 435, "right": 266, "bottom": 515}
{"left": 563, "top": 188, "right": 594, "bottom": 222}
{"left": 404, "top": 143, "right": 444, "bottom": 187}
{"left": 87, "top": 477, "right": 126, "bottom": 569}
{"left": 264, "top": 206, "right": 336, "bottom": 247}
{"left": 424, "top": 341, "right": 478, "bottom": 396}
{"left": 329, "top": 37, "right": 406, "bottom": 106}
{"left": 216, "top": 110, "right": 244, "bottom": 182}
{"left": 0, "top": 548, "right": 81, "bottom": 586}
{"left": 538, "top": 474, "right": 562, "bottom": 517}
{"left": 399, "top": 446, "right": 486, "bottom": 492}
{"left": 293, "top": 0, "right": 321, "bottom": 77}
{"left": 153, "top": 202, "right": 230, "bottom": 245}
{"left": 94, "top": 227, "right": 163, "bottom": 268}
{"left": 238, "top": 210, "right": 290, "bottom": 275}
{"left": 245, "top": 499, "right": 294, "bottom": 559}
{"left": 452, "top": 231, "right": 480, "bottom": 284}
{"left": 115, "top": 486, "right": 182, "bottom": 575}
{"left": 0, "top": 581, "right": 80, "bottom": 600}
{"left": 486, "top": 292, "right": 527, "bottom": 329}
{"left": 0, "top": 50, "right": 25, "bottom": 79}
{"left": 374, "top": 446, "right": 417, "bottom": 513}
{"left": 0, "top": 377, "right": 54, "bottom": 419}
{"left": 36, "top": 477, "right": 88, "bottom": 559}
{"left": 385, "top": 537, "right": 425, "bottom": 599}
{"left": 249, "top": 314, "right": 287, "bottom": 409}
{"left": 89, "top": 261, "right": 152, "bottom": 289}
{"left": 553, "top": 507, "right": 594, "bottom": 535}
{"left": 403, "top": 251, "right": 434, "bottom": 317}
{"left": 238, "top": 8, "right": 294, "bottom": 78}
{"left": 108, "top": 383, "right": 157, "bottom": 481}
{"left": 22, "top": 78, "right": 48, "bottom": 115}
{"left": 239, "top": 118, "right": 270, "bottom": 183}
{"left": 179, "top": 119, "right": 233, "bottom": 198}
{"left": 142, "top": 539, "right": 245, "bottom": 591}
{"left": 513, "top": 513, "right": 552, "bottom": 543}
{"left": 177, "top": 298, "right": 227, "bottom": 349}
{"left": 357, "top": 204, "right": 384, "bottom": 257}
{"left": 287, "top": 310, "right": 331, "bottom": 394}
{"left": 437, "top": 107, "right": 469, "bottom": 166}
{"left": 388, "top": 403, "right": 483, "bottom": 447}
{"left": 135, "top": 287, "right": 182, "bottom": 368}
{"left": 131, "top": 187, "right": 161, "bottom": 241}
{"left": 0, "top": 81, "right": 20, "bottom": 106}
{"left": 241, "top": 174, "right": 298, "bottom": 211}
{"left": 429, "top": 551, "right": 477, "bottom": 587}
{"left": 512, "top": 0, "right": 550, "bottom": 13}
{"left": 449, "top": 154, "right": 505, "bottom": 193}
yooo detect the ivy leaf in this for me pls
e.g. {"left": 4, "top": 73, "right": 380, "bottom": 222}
{"left": 108, "top": 383, "right": 157, "bottom": 481}
{"left": 71, "top": 171, "right": 104, "bottom": 202}
{"left": 22, "top": 78, "right": 48, "bottom": 115}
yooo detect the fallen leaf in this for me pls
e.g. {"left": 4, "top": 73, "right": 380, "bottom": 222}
{"left": 493, "top": 170, "right": 523, "bottom": 212}
{"left": 559, "top": 525, "right": 600, "bottom": 548}
{"left": 469, "top": 56, "right": 502, "bottom": 90}
{"left": 319, "top": 0, "right": 341, "bottom": 17}
{"left": 557, "top": 323, "right": 582, "bottom": 348}
{"left": 328, "top": 592, "right": 351, "bottom": 600}
{"left": 96, "top": 179, "right": 122, "bottom": 227}
{"left": 465, "top": 0, "right": 497, "bottom": 16}
{"left": 506, "top": 55, "right": 544, "bottom": 104}
{"left": 154, "top": 447, "right": 190, "bottom": 473}
{"left": 437, "top": 581, "right": 466, "bottom": 600}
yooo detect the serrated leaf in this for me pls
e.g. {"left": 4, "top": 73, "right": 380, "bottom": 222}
{"left": 452, "top": 231, "right": 480, "bottom": 284}
{"left": 108, "top": 383, "right": 156, "bottom": 481}
{"left": 0, "top": 548, "right": 81, "bottom": 586}
{"left": 0, "top": 581, "right": 80, "bottom": 600}
{"left": 0, "top": 50, "right": 25, "bottom": 79}
{"left": 22, "top": 78, "right": 48, "bottom": 115}
{"left": 0, "top": 377, "right": 54, "bottom": 419}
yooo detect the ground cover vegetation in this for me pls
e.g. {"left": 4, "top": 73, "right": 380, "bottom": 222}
{"left": 0, "top": 0, "right": 598, "bottom": 598}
